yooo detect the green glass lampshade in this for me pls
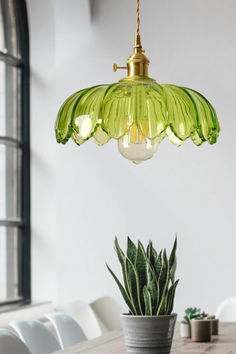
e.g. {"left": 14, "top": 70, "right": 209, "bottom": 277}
{"left": 55, "top": 2, "right": 220, "bottom": 164}
{"left": 55, "top": 76, "right": 220, "bottom": 163}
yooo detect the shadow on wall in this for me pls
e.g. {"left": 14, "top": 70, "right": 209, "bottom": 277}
{"left": 89, "top": 0, "right": 100, "bottom": 22}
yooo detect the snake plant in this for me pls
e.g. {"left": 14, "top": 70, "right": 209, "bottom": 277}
{"left": 106, "top": 237, "right": 179, "bottom": 316}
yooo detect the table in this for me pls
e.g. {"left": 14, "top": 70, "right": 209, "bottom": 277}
{"left": 55, "top": 322, "right": 236, "bottom": 354}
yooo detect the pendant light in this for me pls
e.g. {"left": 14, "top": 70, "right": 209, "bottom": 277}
{"left": 55, "top": 0, "right": 220, "bottom": 164}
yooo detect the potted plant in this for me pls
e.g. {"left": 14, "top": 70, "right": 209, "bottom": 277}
{"left": 205, "top": 315, "right": 219, "bottom": 335}
{"left": 180, "top": 307, "right": 207, "bottom": 338}
{"left": 106, "top": 236, "right": 179, "bottom": 354}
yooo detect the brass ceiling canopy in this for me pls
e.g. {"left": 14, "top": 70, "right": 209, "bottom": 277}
{"left": 55, "top": 0, "right": 220, "bottom": 164}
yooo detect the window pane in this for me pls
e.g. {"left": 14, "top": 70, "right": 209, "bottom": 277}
{"left": 0, "top": 226, "right": 21, "bottom": 302}
{"left": 0, "top": 0, "right": 29, "bottom": 307}
{"left": 0, "top": 145, "right": 21, "bottom": 219}
{"left": 0, "top": 0, "right": 19, "bottom": 58}
{"left": 0, "top": 0, "right": 4, "bottom": 52}
{"left": 0, "top": 61, "right": 21, "bottom": 139}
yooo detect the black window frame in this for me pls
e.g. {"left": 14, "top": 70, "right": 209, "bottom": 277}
{"left": 0, "top": 0, "right": 30, "bottom": 309}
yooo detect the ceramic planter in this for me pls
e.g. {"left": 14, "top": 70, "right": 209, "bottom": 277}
{"left": 191, "top": 319, "right": 211, "bottom": 342}
{"left": 205, "top": 316, "right": 219, "bottom": 335}
{"left": 121, "top": 314, "right": 177, "bottom": 354}
{"left": 211, "top": 319, "right": 219, "bottom": 335}
{"left": 180, "top": 322, "right": 191, "bottom": 338}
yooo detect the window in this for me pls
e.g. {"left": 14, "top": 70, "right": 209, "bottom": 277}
{"left": 0, "top": 0, "right": 30, "bottom": 307}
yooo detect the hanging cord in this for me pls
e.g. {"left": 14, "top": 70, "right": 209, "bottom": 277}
{"left": 136, "top": 0, "right": 140, "bottom": 36}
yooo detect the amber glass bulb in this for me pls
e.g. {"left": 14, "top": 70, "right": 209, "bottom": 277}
{"left": 118, "top": 125, "right": 158, "bottom": 164}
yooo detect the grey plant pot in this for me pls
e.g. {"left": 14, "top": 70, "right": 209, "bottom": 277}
{"left": 121, "top": 313, "right": 177, "bottom": 354}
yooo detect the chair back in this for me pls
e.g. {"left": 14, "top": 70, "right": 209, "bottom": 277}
{"left": 46, "top": 313, "right": 87, "bottom": 349}
{"left": 215, "top": 297, "right": 236, "bottom": 321}
{"left": 55, "top": 301, "right": 102, "bottom": 339}
{"left": 0, "top": 329, "right": 30, "bottom": 354}
{"left": 10, "top": 320, "right": 61, "bottom": 354}
{"left": 90, "top": 296, "right": 122, "bottom": 332}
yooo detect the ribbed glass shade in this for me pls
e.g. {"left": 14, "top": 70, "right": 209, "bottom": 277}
{"left": 55, "top": 77, "right": 220, "bottom": 151}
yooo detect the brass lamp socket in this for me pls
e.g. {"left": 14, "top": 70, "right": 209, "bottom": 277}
{"left": 127, "top": 34, "right": 150, "bottom": 78}
{"left": 113, "top": 34, "right": 150, "bottom": 78}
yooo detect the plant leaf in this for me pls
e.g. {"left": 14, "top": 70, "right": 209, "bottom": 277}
{"left": 146, "top": 263, "right": 159, "bottom": 313}
{"left": 126, "top": 257, "right": 143, "bottom": 315}
{"left": 106, "top": 263, "right": 136, "bottom": 315}
{"left": 169, "top": 237, "right": 177, "bottom": 284}
{"left": 127, "top": 237, "right": 137, "bottom": 265}
{"left": 136, "top": 241, "right": 148, "bottom": 312}
{"left": 158, "top": 249, "right": 168, "bottom": 296}
{"left": 114, "top": 237, "right": 129, "bottom": 294}
{"left": 146, "top": 241, "right": 152, "bottom": 262}
{"left": 143, "top": 286, "right": 152, "bottom": 315}
{"left": 169, "top": 236, "right": 177, "bottom": 269}
{"left": 184, "top": 315, "right": 190, "bottom": 324}
{"left": 154, "top": 250, "right": 163, "bottom": 280}
{"left": 147, "top": 241, "right": 158, "bottom": 272}
{"left": 156, "top": 250, "right": 170, "bottom": 315}
{"left": 170, "top": 258, "right": 177, "bottom": 284}
{"left": 166, "top": 279, "right": 179, "bottom": 314}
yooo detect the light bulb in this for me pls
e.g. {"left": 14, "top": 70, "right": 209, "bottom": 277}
{"left": 118, "top": 125, "right": 158, "bottom": 164}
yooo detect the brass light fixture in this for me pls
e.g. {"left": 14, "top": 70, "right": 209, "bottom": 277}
{"left": 55, "top": 0, "right": 220, "bottom": 164}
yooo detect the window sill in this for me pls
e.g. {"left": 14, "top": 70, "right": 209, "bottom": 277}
{"left": 0, "top": 298, "right": 30, "bottom": 314}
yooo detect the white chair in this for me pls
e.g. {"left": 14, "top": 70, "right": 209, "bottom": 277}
{"left": 0, "top": 329, "right": 31, "bottom": 354}
{"left": 10, "top": 320, "right": 61, "bottom": 354}
{"left": 45, "top": 313, "right": 87, "bottom": 349}
{"left": 0, "top": 303, "right": 55, "bottom": 333}
{"left": 90, "top": 296, "right": 122, "bottom": 332}
{"left": 215, "top": 297, "right": 236, "bottom": 322}
{"left": 55, "top": 300, "right": 102, "bottom": 339}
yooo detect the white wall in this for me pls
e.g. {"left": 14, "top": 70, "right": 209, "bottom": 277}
{"left": 27, "top": 0, "right": 236, "bottom": 318}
